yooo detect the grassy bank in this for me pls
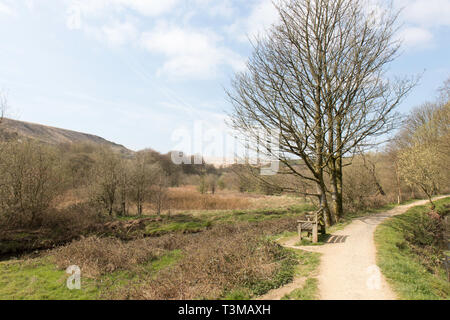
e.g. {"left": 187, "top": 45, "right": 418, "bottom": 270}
{"left": 0, "top": 250, "right": 183, "bottom": 300}
{"left": 375, "top": 197, "right": 450, "bottom": 300}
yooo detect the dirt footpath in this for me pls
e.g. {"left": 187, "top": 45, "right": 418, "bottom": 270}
{"left": 283, "top": 197, "right": 447, "bottom": 300}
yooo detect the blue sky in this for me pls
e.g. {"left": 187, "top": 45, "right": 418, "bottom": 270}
{"left": 0, "top": 0, "right": 449, "bottom": 157}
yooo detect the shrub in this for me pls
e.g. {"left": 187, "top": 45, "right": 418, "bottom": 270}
{"left": 118, "top": 218, "right": 299, "bottom": 299}
{"left": 0, "top": 141, "right": 64, "bottom": 227}
{"left": 403, "top": 205, "right": 448, "bottom": 274}
{"left": 53, "top": 236, "right": 164, "bottom": 278}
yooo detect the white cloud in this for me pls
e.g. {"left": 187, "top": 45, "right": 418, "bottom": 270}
{"left": 226, "top": 0, "right": 279, "bottom": 42}
{"left": 397, "top": 26, "right": 434, "bottom": 49}
{"left": 395, "top": 0, "right": 450, "bottom": 27}
{"left": 364, "top": 0, "right": 450, "bottom": 51}
{"left": 390, "top": 0, "right": 450, "bottom": 50}
{"left": 65, "top": 0, "right": 179, "bottom": 30}
{"left": 141, "top": 23, "right": 245, "bottom": 79}
{"left": 66, "top": 5, "right": 82, "bottom": 29}
{"left": 206, "top": 0, "right": 235, "bottom": 18}
{"left": 63, "top": 0, "right": 246, "bottom": 79}
{"left": 66, "top": 0, "right": 179, "bottom": 19}
{"left": 0, "top": 1, "right": 13, "bottom": 16}
{"left": 115, "top": 0, "right": 179, "bottom": 17}
{"left": 101, "top": 21, "right": 138, "bottom": 46}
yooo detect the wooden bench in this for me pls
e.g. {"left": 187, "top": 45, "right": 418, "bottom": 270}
{"left": 297, "top": 208, "right": 325, "bottom": 243}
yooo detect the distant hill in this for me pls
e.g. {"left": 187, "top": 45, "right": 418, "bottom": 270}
{"left": 0, "top": 118, "right": 132, "bottom": 155}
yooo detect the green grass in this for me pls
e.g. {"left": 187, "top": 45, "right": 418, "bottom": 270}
{"left": 222, "top": 247, "right": 320, "bottom": 300}
{"left": 0, "top": 250, "right": 183, "bottom": 300}
{"left": 281, "top": 278, "right": 319, "bottom": 300}
{"left": 375, "top": 197, "right": 450, "bottom": 300}
{"left": 145, "top": 221, "right": 212, "bottom": 235}
{"left": 142, "top": 204, "right": 315, "bottom": 237}
{"left": 0, "top": 258, "right": 99, "bottom": 300}
{"left": 0, "top": 201, "right": 318, "bottom": 300}
{"left": 280, "top": 249, "right": 321, "bottom": 300}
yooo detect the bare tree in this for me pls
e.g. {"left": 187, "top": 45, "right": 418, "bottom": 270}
{"left": 0, "top": 141, "right": 63, "bottom": 226}
{"left": 149, "top": 166, "right": 169, "bottom": 216}
{"left": 438, "top": 76, "right": 450, "bottom": 103}
{"left": 227, "top": 0, "right": 415, "bottom": 225}
{"left": 361, "top": 153, "right": 385, "bottom": 196}
{"left": 129, "top": 151, "right": 158, "bottom": 216}
{"left": 0, "top": 92, "right": 6, "bottom": 124}
{"left": 90, "top": 148, "right": 122, "bottom": 216}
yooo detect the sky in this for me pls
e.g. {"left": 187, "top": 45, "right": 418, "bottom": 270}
{"left": 0, "top": 0, "right": 449, "bottom": 159}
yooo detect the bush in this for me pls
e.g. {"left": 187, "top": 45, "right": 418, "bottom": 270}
{"left": 0, "top": 141, "right": 64, "bottom": 227}
{"left": 118, "top": 218, "right": 299, "bottom": 299}
{"left": 403, "top": 205, "right": 448, "bottom": 274}
{"left": 53, "top": 236, "right": 165, "bottom": 278}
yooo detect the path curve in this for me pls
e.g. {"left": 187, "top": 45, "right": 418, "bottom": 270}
{"left": 283, "top": 197, "right": 448, "bottom": 300}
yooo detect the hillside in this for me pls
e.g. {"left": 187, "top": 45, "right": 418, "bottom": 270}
{"left": 0, "top": 118, "right": 132, "bottom": 155}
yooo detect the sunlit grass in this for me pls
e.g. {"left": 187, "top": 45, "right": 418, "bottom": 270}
{"left": 375, "top": 197, "right": 450, "bottom": 300}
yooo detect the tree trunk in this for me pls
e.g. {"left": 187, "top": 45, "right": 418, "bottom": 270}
{"left": 331, "top": 120, "right": 344, "bottom": 222}
{"left": 317, "top": 181, "right": 333, "bottom": 227}
{"left": 121, "top": 201, "right": 126, "bottom": 217}
{"left": 395, "top": 161, "right": 402, "bottom": 204}
{"left": 422, "top": 186, "right": 435, "bottom": 211}
{"left": 329, "top": 159, "right": 340, "bottom": 223}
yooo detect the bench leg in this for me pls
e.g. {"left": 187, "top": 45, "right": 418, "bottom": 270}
{"left": 298, "top": 224, "right": 302, "bottom": 242}
{"left": 312, "top": 224, "right": 318, "bottom": 243}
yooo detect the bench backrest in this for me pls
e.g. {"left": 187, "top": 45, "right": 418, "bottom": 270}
{"left": 305, "top": 208, "right": 325, "bottom": 225}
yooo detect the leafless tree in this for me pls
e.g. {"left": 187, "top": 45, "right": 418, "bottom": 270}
{"left": 129, "top": 151, "right": 158, "bottom": 216}
{"left": 438, "top": 76, "right": 450, "bottom": 103}
{"left": 0, "top": 141, "right": 63, "bottom": 226}
{"left": 150, "top": 166, "right": 169, "bottom": 216}
{"left": 0, "top": 92, "right": 7, "bottom": 125}
{"left": 90, "top": 148, "right": 122, "bottom": 216}
{"left": 227, "top": 0, "right": 416, "bottom": 225}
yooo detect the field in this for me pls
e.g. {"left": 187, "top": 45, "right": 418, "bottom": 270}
{"left": 0, "top": 189, "right": 319, "bottom": 300}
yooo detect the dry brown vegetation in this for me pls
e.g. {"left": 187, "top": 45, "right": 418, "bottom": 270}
{"left": 134, "top": 221, "right": 296, "bottom": 300}
{"left": 53, "top": 236, "right": 165, "bottom": 278}
{"left": 166, "top": 186, "right": 251, "bottom": 211}
{"left": 51, "top": 217, "right": 299, "bottom": 299}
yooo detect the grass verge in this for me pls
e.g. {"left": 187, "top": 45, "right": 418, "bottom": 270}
{"left": 374, "top": 197, "right": 450, "bottom": 300}
{"left": 0, "top": 250, "right": 183, "bottom": 300}
{"left": 281, "top": 278, "right": 319, "bottom": 300}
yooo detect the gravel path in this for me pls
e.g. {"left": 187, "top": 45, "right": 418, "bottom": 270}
{"left": 283, "top": 197, "right": 447, "bottom": 300}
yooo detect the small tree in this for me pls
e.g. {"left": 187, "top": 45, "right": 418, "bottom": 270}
{"left": 0, "top": 93, "right": 6, "bottom": 124}
{"left": 129, "top": 152, "right": 158, "bottom": 216}
{"left": 90, "top": 148, "right": 122, "bottom": 216}
{"left": 206, "top": 174, "right": 218, "bottom": 194}
{"left": 398, "top": 145, "right": 441, "bottom": 210}
{"left": 150, "top": 166, "right": 169, "bottom": 216}
{"left": 0, "top": 141, "right": 63, "bottom": 225}
{"left": 198, "top": 174, "right": 207, "bottom": 194}
{"left": 117, "top": 161, "right": 130, "bottom": 217}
